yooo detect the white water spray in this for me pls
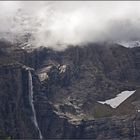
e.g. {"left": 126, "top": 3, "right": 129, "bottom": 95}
{"left": 28, "top": 70, "right": 43, "bottom": 139}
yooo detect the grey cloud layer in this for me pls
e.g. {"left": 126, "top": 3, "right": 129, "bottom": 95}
{"left": 0, "top": 1, "right": 140, "bottom": 49}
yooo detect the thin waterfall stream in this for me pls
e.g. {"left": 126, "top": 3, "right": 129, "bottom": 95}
{"left": 28, "top": 70, "right": 43, "bottom": 139}
{"left": 133, "top": 120, "right": 136, "bottom": 139}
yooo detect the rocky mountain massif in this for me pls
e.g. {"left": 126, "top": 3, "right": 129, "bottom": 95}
{"left": 1, "top": 41, "right": 140, "bottom": 139}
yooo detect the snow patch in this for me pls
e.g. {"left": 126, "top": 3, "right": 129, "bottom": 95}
{"left": 23, "top": 65, "right": 34, "bottom": 71}
{"left": 59, "top": 65, "right": 67, "bottom": 73}
{"left": 38, "top": 73, "right": 48, "bottom": 82}
{"left": 119, "top": 41, "right": 140, "bottom": 48}
{"left": 98, "top": 90, "right": 136, "bottom": 108}
{"left": 37, "top": 66, "right": 52, "bottom": 81}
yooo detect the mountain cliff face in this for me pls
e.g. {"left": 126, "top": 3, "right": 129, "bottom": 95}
{"left": 0, "top": 64, "right": 40, "bottom": 139}
{"left": 1, "top": 41, "right": 140, "bottom": 139}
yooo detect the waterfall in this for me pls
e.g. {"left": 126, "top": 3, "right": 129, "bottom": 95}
{"left": 133, "top": 120, "right": 136, "bottom": 139}
{"left": 28, "top": 70, "right": 43, "bottom": 139}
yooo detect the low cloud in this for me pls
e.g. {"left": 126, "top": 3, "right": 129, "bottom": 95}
{"left": 0, "top": 1, "right": 140, "bottom": 49}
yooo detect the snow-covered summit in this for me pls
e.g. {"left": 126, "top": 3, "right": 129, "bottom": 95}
{"left": 119, "top": 41, "right": 140, "bottom": 48}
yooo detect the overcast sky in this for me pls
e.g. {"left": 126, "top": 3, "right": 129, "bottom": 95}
{"left": 1, "top": 1, "right": 140, "bottom": 49}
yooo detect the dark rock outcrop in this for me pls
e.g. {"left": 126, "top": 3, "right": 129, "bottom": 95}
{"left": 1, "top": 41, "right": 140, "bottom": 139}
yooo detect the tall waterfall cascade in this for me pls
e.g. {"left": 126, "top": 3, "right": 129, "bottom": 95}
{"left": 28, "top": 70, "right": 43, "bottom": 139}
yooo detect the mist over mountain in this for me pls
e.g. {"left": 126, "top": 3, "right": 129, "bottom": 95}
{"left": 1, "top": 2, "right": 140, "bottom": 140}
{"left": 1, "top": 1, "right": 140, "bottom": 50}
